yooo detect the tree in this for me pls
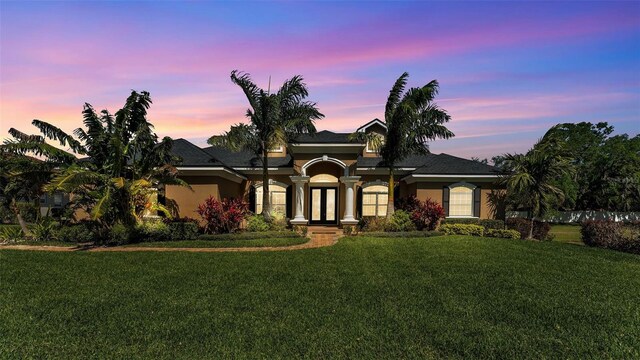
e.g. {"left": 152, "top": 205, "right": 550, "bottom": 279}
{"left": 2, "top": 91, "right": 185, "bottom": 229}
{"left": 350, "top": 72, "right": 454, "bottom": 217}
{"left": 500, "top": 138, "right": 573, "bottom": 239}
{"left": 208, "top": 70, "right": 323, "bottom": 222}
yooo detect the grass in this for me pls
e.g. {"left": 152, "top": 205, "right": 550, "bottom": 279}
{"left": 1, "top": 236, "right": 639, "bottom": 358}
{"left": 550, "top": 224, "right": 583, "bottom": 244}
{"left": 123, "top": 237, "right": 309, "bottom": 248}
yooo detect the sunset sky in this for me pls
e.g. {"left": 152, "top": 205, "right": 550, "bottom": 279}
{"left": 1, "top": 1, "right": 638, "bottom": 160}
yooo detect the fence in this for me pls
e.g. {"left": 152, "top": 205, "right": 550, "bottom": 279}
{"left": 506, "top": 211, "right": 640, "bottom": 223}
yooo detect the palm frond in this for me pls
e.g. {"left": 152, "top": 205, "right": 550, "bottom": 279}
{"left": 385, "top": 72, "right": 409, "bottom": 123}
{"left": 231, "top": 70, "right": 261, "bottom": 112}
{"left": 31, "top": 119, "right": 85, "bottom": 154}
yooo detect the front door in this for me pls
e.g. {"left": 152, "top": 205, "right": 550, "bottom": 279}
{"left": 309, "top": 187, "right": 338, "bottom": 225}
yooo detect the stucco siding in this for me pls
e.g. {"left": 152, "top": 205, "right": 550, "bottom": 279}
{"left": 166, "top": 176, "right": 243, "bottom": 219}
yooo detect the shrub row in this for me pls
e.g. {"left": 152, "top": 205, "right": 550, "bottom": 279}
{"left": 440, "top": 224, "right": 485, "bottom": 236}
{"left": 485, "top": 229, "right": 521, "bottom": 239}
{"left": 359, "top": 210, "right": 417, "bottom": 232}
{"left": 361, "top": 231, "right": 443, "bottom": 238}
{"left": 197, "top": 231, "right": 302, "bottom": 241}
{"left": 581, "top": 221, "right": 640, "bottom": 255}
{"left": 440, "top": 218, "right": 505, "bottom": 230}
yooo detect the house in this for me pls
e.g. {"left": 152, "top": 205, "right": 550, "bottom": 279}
{"left": 166, "top": 119, "right": 502, "bottom": 227}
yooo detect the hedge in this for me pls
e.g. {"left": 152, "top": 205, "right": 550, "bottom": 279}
{"left": 360, "top": 231, "right": 443, "bottom": 238}
{"left": 440, "top": 224, "right": 485, "bottom": 237}
{"left": 198, "top": 231, "right": 302, "bottom": 241}
{"left": 581, "top": 221, "right": 640, "bottom": 255}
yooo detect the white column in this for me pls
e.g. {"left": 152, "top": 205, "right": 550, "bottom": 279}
{"left": 289, "top": 175, "right": 310, "bottom": 224}
{"left": 340, "top": 176, "right": 360, "bottom": 225}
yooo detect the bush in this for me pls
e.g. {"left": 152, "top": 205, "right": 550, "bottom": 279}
{"left": 479, "top": 219, "right": 505, "bottom": 230}
{"left": 386, "top": 210, "right": 417, "bottom": 232}
{"left": 167, "top": 222, "right": 199, "bottom": 240}
{"left": 359, "top": 217, "right": 388, "bottom": 232}
{"left": 0, "top": 225, "right": 23, "bottom": 242}
{"left": 31, "top": 218, "right": 59, "bottom": 242}
{"left": 246, "top": 214, "right": 270, "bottom": 232}
{"left": 485, "top": 229, "right": 520, "bottom": 239}
{"left": 131, "top": 221, "right": 171, "bottom": 243}
{"left": 506, "top": 218, "right": 551, "bottom": 240}
{"left": 292, "top": 225, "right": 308, "bottom": 237}
{"left": 269, "top": 212, "right": 288, "bottom": 231}
{"left": 343, "top": 225, "right": 358, "bottom": 236}
{"left": 441, "top": 218, "right": 480, "bottom": 226}
{"left": 440, "top": 224, "right": 485, "bottom": 236}
{"left": 197, "top": 196, "right": 248, "bottom": 234}
{"left": 198, "top": 231, "right": 301, "bottom": 241}
{"left": 396, "top": 195, "right": 445, "bottom": 231}
{"left": 57, "top": 224, "right": 95, "bottom": 243}
{"left": 108, "top": 223, "right": 131, "bottom": 246}
{"left": 361, "top": 231, "right": 443, "bottom": 238}
{"left": 581, "top": 221, "right": 640, "bottom": 254}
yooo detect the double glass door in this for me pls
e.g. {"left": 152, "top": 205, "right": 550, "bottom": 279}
{"left": 310, "top": 187, "right": 338, "bottom": 224}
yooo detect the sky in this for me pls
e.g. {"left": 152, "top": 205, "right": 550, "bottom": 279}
{"left": 1, "top": 1, "right": 639, "bottom": 160}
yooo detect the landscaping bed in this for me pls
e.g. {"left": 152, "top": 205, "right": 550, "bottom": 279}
{"left": 122, "top": 237, "right": 308, "bottom": 248}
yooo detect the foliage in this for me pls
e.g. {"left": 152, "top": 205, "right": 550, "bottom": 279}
{"left": 350, "top": 72, "right": 454, "bottom": 217}
{"left": 31, "top": 218, "right": 59, "bottom": 242}
{"left": 130, "top": 221, "right": 171, "bottom": 243}
{"left": 57, "top": 224, "right": 95, "bottom": 243}
{"left": 246, "top": 214, "right": 270, "bottom": 232}
{"left": 359, "top": 216, "right": 388, "bottom": 232}
{"left": 292, "top": 225, "right": 308, "bottom": 237}
{"left": 108, "top": 224, "right": 131, "bottom": 246}
{"left": 500, "top": 137, "right": 573, "bottom": 238}
{"left": 196, "top": 197, "right": 248, "bottom": 234}
{"left": 440, "top": 224, "right": 485, "bottom": 236}
{"left": 360, "top": 231, "right": 443, "bottom": 238}
{"left": 506, "top": 218, "right": 552, "bottom": 241}
{"left": 197, "top": 231, "right": 302, "bottom": 241}
{"left": 485, "top": 229, "right": 521, "bottom": 239}
{"left": 343, "top": 225, "right": 358, "bottom": 236}
{"left": 0, "top": 225, "right": 24, "bottom": 242}
{"left": 386, "top": 210, "right": 417, "bottom": 232}
{"left": 2, "top": 91, "right": 185, "bottom": 230}
{"left": 396, "top": 195, "right": 445, "bottom": 230}
{"left": 208, "top": 70, "right": 323, "bottom": 221}
{"left": 166, "top": 221, "right": 200, "bottom": 241}
{"left": 581, "top": 221, "right": 640, "bottom": 255}
{"left": 440, "top": 218, "right": 505, "bottom": 230}
{"left": 268, "top": 212, "right": 288, "bottom": 231}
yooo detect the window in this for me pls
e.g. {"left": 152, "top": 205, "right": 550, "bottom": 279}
{"left": 362, "top": 184, "right": 388, "bottom": 217}
{"left": 255, "top": 183, "right": 287, "bottom": 215}
{"left": 449, "top": 184, "right": 474, "bottom": 217}
{"left": 53, "top": 193, "right": 63, "bottom": 207}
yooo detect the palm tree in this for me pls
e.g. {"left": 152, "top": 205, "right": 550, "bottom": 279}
{"left": 208, "top": 70, "right": 323, "bottom": 222}
{"left": 2, "top": 91, "right": 185, "bottom": 229}
{"left": 350, "top": 72, "right": 454, "bottom": 217}
{"left": 500, "top": 138, "right": 573, "bottom": 239}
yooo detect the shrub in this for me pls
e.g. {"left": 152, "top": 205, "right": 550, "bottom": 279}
{"left": 197, "top": 196, "right": 248, "bottom": 234}
{"left": 269, "top": 212, "right": 288, "bottom": 231}
{"left": 198, "top": 231, "right": 301, "bottom": 241}
{"left": 440, "top": 224, "right": 484, "bottom": 236}
{"left": 479, "top": 219, "right": 505, "bottom": 230}
{"left": 57, "top": 224, "right": 95, "bottom": 243}
{"left": 581, "top": 221, "right": 640, "bottom": 254}
{"left": 486, "top": 229, "right": 520, "bottom": 239}
{"left": 167, "top": 222, "right": 199, "bottom": 240}
{"left": 343, "top": 225, "right": 358, "bottom": 236}
{"left": 246, "top": 214, "right": 270, "bottom": 232}
{"left": 441, "top": 218, "right": 480, "bottom": 226}
{"left": 359, "top": 217, "right": 388, "bottom": 232}
{"left": 108, "top": 223, "right": 131, "bottom": 246}
{"left": 0, "top": 225, "right": 23, "bottom": 242}
{"left": 396, "top": 195, "right": 445, "bottom": 231}
{"left": 31, "top": 218, "right": 59, "bottom": 242}
{"left": 506, "top": 218, "right": 551, "bottom": 240}
{"left": 361, "top": 231, "right": 443, "bottom": 238}
{"left": 386, "top": 210, "right": 417, "bottom": 232}
{"left": 292, "top": 225, "right": 308, "bottom": 237}
{"left": 131, "top": 221, "right": 171, "bottom": 243}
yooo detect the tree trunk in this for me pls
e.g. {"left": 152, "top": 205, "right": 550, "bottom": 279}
{"left": 262, "top": 147, "right": 272, "bottom": 222}
{"left": 10, "top": 198, "right": 33, "bottom": 237}
{"left": 386, "top": 167, "right": 395, "bottom": 219}
{"left": 528, "top": 215, "right": 534, "bottom": 240}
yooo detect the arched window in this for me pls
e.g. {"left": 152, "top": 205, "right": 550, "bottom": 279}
{"left": 362, "top": 183, "right": 388, "bottom": 217}
{"left": 255, "top": 182, "right": 287, "bottom": 215}
{"left": 448, "top": 183, "right": 475, "bottom": 217}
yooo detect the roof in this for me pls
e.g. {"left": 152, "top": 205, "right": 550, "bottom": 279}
{"left": 203, "top": 146, "right": 293, "bottom": 168}
{"left": 170, "top": 138, "right": 226, "bottom": 167}
{"left": 356, "top": 118, "right": 386, "bottom": 132}
{"left": 294, "top": 130, "right": 354, "bottom": 144}
{"left": 357, "top": 153, "right": 499, "bottom": 175}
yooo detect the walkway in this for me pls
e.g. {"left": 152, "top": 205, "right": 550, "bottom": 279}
{"left": 0, "top": 227, "right": 342, "bottom": 253}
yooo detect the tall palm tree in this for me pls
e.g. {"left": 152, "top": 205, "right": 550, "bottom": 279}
{"left": 2, "top": 91, "right": 185, "bottom": 228}
{"left": 208, "top": 70, "right": 323, "bottom": 222}
{"left": 350, "top": 72, "right": 454, "bottom": 217}
{"left": 500, "top": 138, "right": 573, "bottom": 239}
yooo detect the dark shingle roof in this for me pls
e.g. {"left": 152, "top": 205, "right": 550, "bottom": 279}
{"left": 357, "top": 153, "right": 499, "bottom": 175}
{"left": 170, "top": 138, "right": 226, "bottom": 167}
{"left": 203, "top": 146, "right": 293, "bottom": 168}
{"left": 294, "top": 130, "right": 354, "bottom": 144}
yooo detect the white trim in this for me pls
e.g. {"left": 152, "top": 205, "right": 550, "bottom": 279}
{"left": 301, "top": 155, "right": 348, "bottom": 176}
{"left": 269, "top": 145, "right": 284, "bottom": 152}
{"left": 448, "top": 182, "right": 477, "bottom": 190}
{"left": 356, "top": 119, "right": 387, "bottom": 132}
{"left": 253, "top": 179, "right": 289, "bottom": 189}
{"left": 361, "top": 179, "right": 389, "bottom": 189}
{"left": 402, "top": 174, "right": 499, "bottom": 183}
{"left": 292, "top": 143, "right": 364, "bottom": 147}
{"left": 175, "top": 167, "right": 246, "bottom": 179}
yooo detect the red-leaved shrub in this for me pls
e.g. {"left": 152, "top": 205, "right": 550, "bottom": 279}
{"left": 396, "top": 195, "right": 445, "bottom": 231}
{"left": 581, "top": 220, "right": 640, "bottom": 254}
{"left": 196, "top": 197, "right": 248, "bottom": 234}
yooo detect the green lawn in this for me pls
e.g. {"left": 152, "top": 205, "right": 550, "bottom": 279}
{"left": 123, "top": 237, "right": 309, "bottom": 248}
{"left": 550, "top": 224, "right": 583, "bottom": 244}
{"left": 1, "top": 236, "right": 639, "bottom": 358}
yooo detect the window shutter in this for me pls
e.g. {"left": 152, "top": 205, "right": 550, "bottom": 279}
{"left": 356, "top": 186, "right": 363, "bottom": 219}
{"left": 442, "top": 187, "right": 450, "bottom": 217}
{"left": 286, "top": 185, "right": 292, "bottom": 219}
{"left": 249, "top": 186, "right": 256, "bottom": 213}
{"left": 473, "top": 187, "right": 481, "bottom": 218}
